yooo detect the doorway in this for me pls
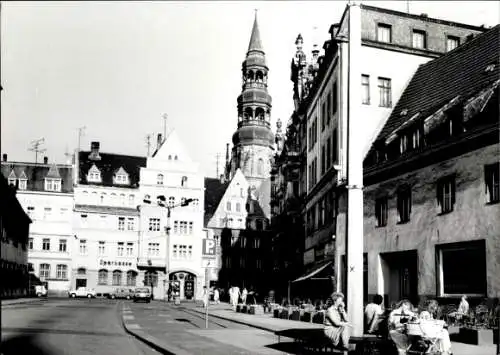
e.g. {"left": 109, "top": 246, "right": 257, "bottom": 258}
{"left": 169, "top": 271, "right": 197, "bottom": 300}
{"left": 380, "top": 250, "right": 418, "bottom": 307}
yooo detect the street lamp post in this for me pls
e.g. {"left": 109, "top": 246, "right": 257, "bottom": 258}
{"left": 141, "top": 196, "right": 193, "bottom": 301}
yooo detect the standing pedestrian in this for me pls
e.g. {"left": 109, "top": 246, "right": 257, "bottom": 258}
{"left": 214, "top": 288, "right": 220, "bottom": 304}
{"left": 202, "top": 286, "right": 208, "bottom": 308}
{"left": 241, "top": 287, "right": 248, "bottom": 305}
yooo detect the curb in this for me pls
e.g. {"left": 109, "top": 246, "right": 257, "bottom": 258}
{"left": 120, "top": 305, "right": 192, "bottom": 355}
{"left": 1, "top": 298, "right": 48, "bottom": 307}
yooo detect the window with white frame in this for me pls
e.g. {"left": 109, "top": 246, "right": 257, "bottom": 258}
{"left": 361, "top": 74, "right": 370, "bottom": 105}
{"left": 117, "top": 242, "right": 124, "bottom": 256}
{"left": 87, "top": 165, "right": 102, "bottom": 183}
{"left": 168, "top": 197, "right": 175, "bottom": 207}
{"left": 44, "top": 178, "right": 61, "bottom": 192}
{"left": 188, "top": 245, "right": 193, "bottom": 259}
{"left": 378, "top": 77, "right": 392, "bottom": 107}
{"left": 128, "top": 194, "right": 134, "bottom": 206}
{"left": 27, "top": 206, "right": 35, "bottom": 219}
{"left": 98, "top": 269, "right": 108, "bottom": 285}
{"left": 226, "top": 201, "right": 231, "bottom": 211}
{"left": 437, "top": 175, "right": 456, "bottom": 214}
{"left": 59, "top": 239, "right": 67, "bottom": 252}
{"left": 42, "top": 238, "right": 50, "bottom": 251}
{"left": 118, "top": 217, "right": 125, "bottom": 231}
{"left": 127, "top": 218, "right": 135, "bottom": 231}
{"left": 79, "top": 239, "right": 87, "bottom": 255}
{"left": 437, "top": 240, "right": 486, "bottom": 296}
{"left": 188, "top": 222, "right": 193, "bottom": 234}
{"left": 126, "top": 242, "right": 133, "bottom": 256}
{"left": 39, "top": 263, "right": 50, "bottom": 279}
{"left": 149, "top": 218, "right": 160, "bottom": 231}
{"left": 112, "top": 270, "right": 122, "bottom": 286}
{"left": 377, "top": 23, "right": 392, "bottom": 43}
{"left": 412, "top": 29, "right": 426, "bottom": 49}
{"left": 114, "top": 173, "right": 129, "bottom": 185}
{"left": 446, "top": 35, "right": 460, "bottom": 52}
{"left": 56, "top": 264, "right": 68, "bottom": 279}
{"left": 147, "top": 242, "right": 160, "bottom": 256}
{"left": 173, "top": 221, "right": 179, "bottom": 234}
{"left": 120, "top": 194, "right": 126, "bottom": 206}
{"left": 98, "top": 241, "right": 105, "bottom": 255}
{"left": 157, "top": 174, "right": 164, "bottom": 185}
{"left": 173, "top": 244, "right": 178, "bottom": 258}
{"left": 18, "top": 179, "right": 27, "bottom": 190}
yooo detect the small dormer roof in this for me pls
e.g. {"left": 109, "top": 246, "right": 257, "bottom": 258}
{"left": 46, "top": 164, "right": 61, "bottom": 179}
{"left": 115, "top": 166, "right": 128, "bottom": 176}
{"left": 88, "top": 164, "right": 100, "bottom": 174}
{"left": 18, "top": 171, "right": 28, "bottom": 180}
{"left": 8, "top": 169, "right": 17, "bottom": 179}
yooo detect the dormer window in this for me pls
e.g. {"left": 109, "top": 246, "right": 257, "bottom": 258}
{"left": 87, "top": 164, "right": 102, "bottom": 183}
{"left": 8, "top": 169, "right": 17, "bottom": 186}
{"left": 113, "top": 167, "right": 129, "bottom": 185}
{"left": 18, "top": 171, "right": 28, "bottom": 190}
{"left": 45, "top": 178, "right": 61, "bottom": 192}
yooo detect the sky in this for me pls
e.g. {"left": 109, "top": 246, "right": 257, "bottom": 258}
{"left": 1, "top": 1, "right": 499, "bottom": 178}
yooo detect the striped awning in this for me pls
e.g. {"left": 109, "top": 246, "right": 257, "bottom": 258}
{"left": 292, "top": 261, "right": 333, "bottom": 283}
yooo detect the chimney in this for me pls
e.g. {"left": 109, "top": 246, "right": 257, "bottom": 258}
{"left": 43, "top": 156, "right": 48, "bottom": 164}
{"left": 2, "top": 154, "right": 7, "bottom": 162}
{"left": 157, "top": 133, "right": 163, "bottom": 150}
{"left": 89, "top": 141, "right": 101, "bottom": 160}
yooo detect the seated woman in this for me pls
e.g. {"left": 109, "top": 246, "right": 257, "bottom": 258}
{"left": 324, "top": 292, "right": 351, "bottom": 351}
{"left": 421, "top": 300, "right": 453, "bottom": 355}
{"left": 389, "top": 299, "right": 417, "bottom": 355}
{"left": 449, "top": 295, "right": 469, "bottom": 324}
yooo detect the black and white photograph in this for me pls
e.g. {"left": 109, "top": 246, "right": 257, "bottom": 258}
{"left": 1, "top": 1, "right": 499, "bottom": 354}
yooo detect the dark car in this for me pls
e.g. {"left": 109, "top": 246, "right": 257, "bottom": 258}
{"left": 133, "top": 287, "right": 151, "bottom": 303}
{"left": 108, "top": 287, "right": 134, "bottom": 300}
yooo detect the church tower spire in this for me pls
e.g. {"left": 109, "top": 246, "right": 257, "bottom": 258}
{"left": 227, "top": 12, "right": 274, "bottom": 217}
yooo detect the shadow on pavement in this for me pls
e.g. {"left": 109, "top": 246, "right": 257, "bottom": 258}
{"left": 1, "top": 334, "right": 52, "bottom": 355}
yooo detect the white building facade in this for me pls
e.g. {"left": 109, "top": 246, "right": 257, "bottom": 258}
{"left": 73, "top": 142, "right": 146, "bottom": 295}
{"left": 1, "top": 159, "right": 74, "bottom": 297}
{"left": 137, "top": 132, "right": 205, "bottom": 300}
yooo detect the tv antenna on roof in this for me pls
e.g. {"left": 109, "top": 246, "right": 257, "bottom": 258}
{"left": 28, "top": 138, "right": 46, "bottom": 164}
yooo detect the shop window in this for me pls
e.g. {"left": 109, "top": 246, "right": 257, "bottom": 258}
{"left": 437, "top": 240, "right": 486, "bottom": 296}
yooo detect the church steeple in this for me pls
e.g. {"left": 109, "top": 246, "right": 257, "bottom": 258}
{"left": 247, "top": 11, "right": 264, "bottom": 53}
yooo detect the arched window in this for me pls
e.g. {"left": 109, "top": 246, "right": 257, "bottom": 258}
{"left": 112, "top": 270, "right": 122, "bottom": 286}
{"left": 144, "top": 271, "right": 158, "bottom": 287}
{"left": 257, "top": 158, "right": 264, "bottom": 175}
{"left": 120, "top": 194, "right": 126, "bottom": 206}
{"left": 256, "top": 71, "right": 264, "bottom": 82}
{"left": 244, "top": 107, "right": 253, "bottom": 120}
{"left": 126, "top": 270, "right": 137, "bottom": 286}
{"left": 77, "top": 267, "right": 86, "bottom": 275}
{"left": 98, "top": 269, "right": 108, "bottom": 285}
{"left": 174, "top": 155, "right": 178, "bottom": 160}
{"left": 168, "top": 155, "right": 172, "bottom": 160}
{"left": 247, "top": 70, "right": 254, "bottom": 81}
{"left": 157, "top": 174, "right": 164, "bottom": 185}
{"left": 255, "top": 107, "right": 265, "bottom": 120}
{"left": 110, "top": 193, "right": 117, "bottom": 203}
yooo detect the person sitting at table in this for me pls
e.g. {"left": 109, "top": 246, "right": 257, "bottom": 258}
{"left": 449, "top": 295, "right": 469, "bottom": 324}
{"left": 324, "top": 292, "right": 351, "bottom": 351}
{"left": 389, "top": 299, "right": 416, "bottom": 355}
{"left": 420, "top": 301, "right": 453, "bottom": 355}
{"left": 365, "top": 294, "right": 385, "bottom": 335}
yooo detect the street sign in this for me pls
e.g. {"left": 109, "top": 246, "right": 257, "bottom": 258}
{"left": 202, "top": 238, "right": 216, "bottom": 256}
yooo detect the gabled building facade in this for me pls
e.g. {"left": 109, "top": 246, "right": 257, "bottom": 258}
{"left": 351, "top": 25, "right": 500, "bottom": 307}
{"left": 1, "top": 155, "right": 72, "bottom": 296}
{"left": 205, "top": 169, "right": 272, "bottom": 295}
{"left": 74, "top": 142, "right": 146, "bottom": 295}
{"left": 137, "top": 131, "right": 205, "bottom": 300}
{"left": 273, "top": 3, "right": 487, "bottom": 302}
{"left": 0, "top": 173, "right": 31, "bottom": 298}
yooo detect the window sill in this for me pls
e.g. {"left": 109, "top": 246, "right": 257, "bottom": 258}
{"left": 486, "top": 200, "right": 500, "bottom": 206}
{"left": 437, "top": 210, "right": 454, "bottom": 216}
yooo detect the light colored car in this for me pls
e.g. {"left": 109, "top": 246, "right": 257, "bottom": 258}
{"left": 68, "top": 287, "right": 97, "bottom": 298}
{"left": 32, "top": 285, "right": 47, "bottom": 297}
{"left": 133, "top": 288, "right": 151, "bottom": 303}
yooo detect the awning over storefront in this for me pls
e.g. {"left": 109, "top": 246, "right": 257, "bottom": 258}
{"left": 292, "top": 261, "right": 333, "bottom": 283}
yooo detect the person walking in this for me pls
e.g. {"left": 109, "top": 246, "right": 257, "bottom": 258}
{"left": 213, "top": 288, "right": 220, "bottom": 304}
{"left": 241, "top": 287, "right": 248, "bottom": 305}
{"left": 202, "top": 286, "right": 208, "bottom": 308}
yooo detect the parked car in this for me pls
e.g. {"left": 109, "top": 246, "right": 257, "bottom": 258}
{"left": 68, "top": 287, "right": 97, "bottom": 298}
{"left": 108, "top": 288, "right": 134, "bottom": 300}
{"left": 133, "top": 288, "right": 151, "bottom": 303}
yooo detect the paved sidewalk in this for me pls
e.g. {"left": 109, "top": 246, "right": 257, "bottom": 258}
{"left": 187, "top": 303, "right": 497, "bottom": 355}
{"left": 120, "top": 302, "right": 291, "bottom": 355}
{"left": 1, "top": 297, "right": 47, "bottom": 307}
